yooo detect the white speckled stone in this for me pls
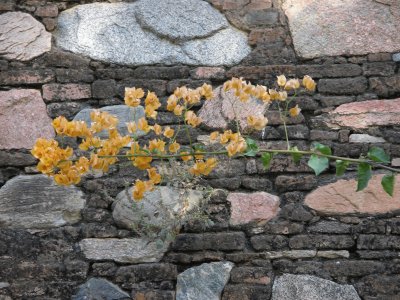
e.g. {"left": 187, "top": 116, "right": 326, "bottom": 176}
{"left": 55, "top": 2, "right": 250, "bottom": 66}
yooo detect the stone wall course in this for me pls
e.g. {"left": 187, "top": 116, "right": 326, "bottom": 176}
{"left": 1, "top": 0, "right": 400, "bottom": 298}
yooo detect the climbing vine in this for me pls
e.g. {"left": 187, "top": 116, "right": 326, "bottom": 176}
{"left": 31, "top": 75, "right": 399, "bottom": 199}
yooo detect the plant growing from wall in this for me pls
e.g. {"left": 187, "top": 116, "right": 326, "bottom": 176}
{"left": 31, "top": 76, "right": 399, "bottom": 201}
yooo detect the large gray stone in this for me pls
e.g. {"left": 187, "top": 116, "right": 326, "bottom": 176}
{"left": 73, "top": 105, "right": 145, "bottom": 138}
{"left": 0, "top": 175, "right": 85, "bottom": 229}
{"left": 0, "top": 12, "right": 51, "bottom": 61}
{"left": 79, "top": 238, "right": 168, "bottom": 263}
{"left": 55, "top": 2, "right": 250, "bottom": 66}
{"left": 136, "top": 0, "right": 228, "bottom": 41}
{"left": 283, "top": 0, "right": 400, "bottom": 58}
{"left": 72, "top": 278, "right": 130, "bottom": 300}
{"left": 272, "top": 274, "right": 361, "bottom": 300}
{"left": 113, "top": 186, "right": 204, "bottom": 232}
{"left": 176, "top": 261, "right": 234, "bottom": 300}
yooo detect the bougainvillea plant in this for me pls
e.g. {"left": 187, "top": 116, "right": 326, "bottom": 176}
{"left": 31, "top": 75, "right": 399, "bottom": 200}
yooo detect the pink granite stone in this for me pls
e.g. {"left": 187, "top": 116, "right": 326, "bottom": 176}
{"left": 0, "top": 89, "right": 54, "bottom": 149}
{"left": 324, "top": 99, "right": 400, "bottom": 129}
{"left": 0, "top": 12, "right": 51, "bottom": 61}
{"left": 305, "top": 175, "right": 400, "bottom": 216}
{"left": 283, "top": 0, "right": 400, "bottom": 58}
{"left": 227, "top": 192, "right": 280, "bottom": 226}
{"left": 198, "top": 86, "right": 269, "bottom": 132}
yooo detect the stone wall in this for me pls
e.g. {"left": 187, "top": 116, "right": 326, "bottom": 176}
{"left": 1, "top": 0, "right": 400, "bottom": 299}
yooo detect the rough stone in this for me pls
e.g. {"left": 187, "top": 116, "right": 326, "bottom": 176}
{"left": 112, "top": 186, "right": 204, "bottom": 232}
{"left": 272, "top": 274, "right": 361, "bottom": 300}
{"left": 79, "top": 238, "right": 168, "bottom": 263}
{"left": 176, "top": 261, "right": 234, "bottom": 300}
{"left": 369, "top": 75, "right": 400, "bottom": 97}
{"left": 318, "top": 77, "right": 368, "bottom": 95}
{"left": 55, "top": 2, "right": 250, "bottom": 66}
{"left": 0, "top": 89, "right": 54, "bottom": 149}
{"left": 320, "top": 99, "right": 400, "bottom": 129}
{"left": 73, "top": 105, "right": 145, "bottom": 138}
{"left": 172, "top": 232, "right": 246, "bottom": 251}
{"left": 349, "top": 134, "right": 386, "bottom": 143}
{"left": 0, "top": 69, "right": 54, "bottom": 85}
{"left": 42, "top": 84, "right": 91, "bottom": 102}
{"left": 0, "top": 175, "right": 85, "bottom": 229}
{"left": 305, "top": 175, "right": 400, "bottom": 215}
{"left": 0, "top": 12, "right": 51, "bottom": 61}
{"left": 227, "top": 192, "right": 280, "bottom": 226}
{"left": 198, "top": 86, "right": 269, "bottom": 131}
{"left": 283, "top": 0, "right": 400, "bottom": 58}
{"left": 72, "top": 278, "right": 130, "bottom": 300}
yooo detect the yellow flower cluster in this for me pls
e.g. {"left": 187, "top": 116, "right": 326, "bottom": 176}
{"left": 32, "top": 76, "right": 316, "bottom": 201}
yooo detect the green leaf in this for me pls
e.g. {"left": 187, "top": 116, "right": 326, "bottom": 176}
{"left": 261, "top": 152, "right": 273, "bottom": 170}
{"left": 335, "top": 160, "right": 349, "bottom": 176}
{"left": 308, "top": 154, "right": 329, "bottom": 176}
{"left": 357, "top": 162, "right": 372, "bottom": 191}
{"left": 311, "top": 142, "right": 332, "bottom": 155}
{"left": 290, "top": 146, "right": 303, "bottom": 164}
{"left": 244, "top": 137, "right": 259, "bottom": 157}
{"left": 381, "top": 174, "right": 395, "bottom": 197}
{"left": 367, "top": 147, "right": 390, "bottom": 164}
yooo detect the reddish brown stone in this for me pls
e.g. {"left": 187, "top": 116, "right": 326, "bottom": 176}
{"left": 35, "top": 5, "right": 58, "bottom": 17}
{"left": 305, "top": 175, "right": 400, "bottom": 216}
{"left": 190, "top": 67, "right": 225, "bottom": 80}
{"left": 227, "top": 192, "right": 280, "bottom": 225}
{"left": 324, "top": 98, "right": 400, "bottom": 129}
{"left": 0, "top": 89, "right": 54, "bottom": 149}
{"left": 42, "top": 84, "right": 91, "bottom": 102}
{"left": 0, "top": 70, "right": 54, "bottom": 85}
{"left": 42, "top": 18, "right": 57, "bottom": 31}
{"left": 248, "top": 27, "right": 288, "bottom": 45}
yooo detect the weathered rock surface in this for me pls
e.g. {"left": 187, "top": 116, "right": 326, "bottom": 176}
{"left": 0, "top": 175, "right": 85, "bottom": 229}
{"left": 0, "top": 12, "right": 51, "bottom": 61}
{"left": 55, "top": 1, "right": 250, "bottom": 66}
{"left": 272, "top": 274, "right": 361, "bottom": 300}
{"left": 72, "top": 278, "right": 130, "bottom": 300}
{"left": 349, "top": 134, "right": 385, "bottom": 143}
{"left": 113, "top": 186, "right": 204, "bottom": 232}
{"left": 305, "top": 175, "right": 400, "bottom": 216}
{"left": 79, "top": 238, "right": 168, "bottom": 263}
{"left": 227, "top": 192, "right": 280, "bottom": 225}
{"left": 176, "top": 261, "right": 234, "bottom": 300}
{"left": 198, "top": 86, "right": 269, "bottom": 131}
{"left": 316, "top": 99, "right": 400, "bottom": 129}
{"left": 73, "top": 105, "right": 145, "bottom": 138}
{"left": 283, "top": 0, "right": 400, "bottom": 58}
{"left": 0, "top": 89, "right": 54, "bottom": 149}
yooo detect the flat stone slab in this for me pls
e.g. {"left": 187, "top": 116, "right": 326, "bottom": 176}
{"left": 79, "top": 238, "right": 168, "bottom": 263}
{"left": 176, "top": 261, "right": 234, "bottom": 300}
{"left": 283, "top": 0, "right": 400, "bottom": 58}
{"left": 227, "top": 192, "right": 280, "bottom": 225}
{"left": 73, "top": 105, "right": 145, "bottom": 138}
{"left": 55, "top": 2, "right": 250, "bottom": 66}
{"left": 113, "top": 186, "right": 204, "bottom": 232}
{"left": 317, "top": 99, "right": 400, "bottom": 129}
{"left": 0, "top": 12, "right": 51, "bottom": 61}
{"left": 0, "top": 89, "right": 54, "bottom": 149}
{"left": 272, "top": 273, "right": 361, "bottom": 300}
{"left": 305, "top": 174, "right": 400, "bottom": 216}
{"left": 0, "top": 175, "right": 85, "bottom": 229}
{"left": 198, "top": 86, "right": 269, "bottom": 131}
{"left": 72, "top": 278, "right": 130, "bottom": 300}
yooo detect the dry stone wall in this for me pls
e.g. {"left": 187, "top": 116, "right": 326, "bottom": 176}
{"left": 1, "top": 0, "right": 400, "bottom": 299}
